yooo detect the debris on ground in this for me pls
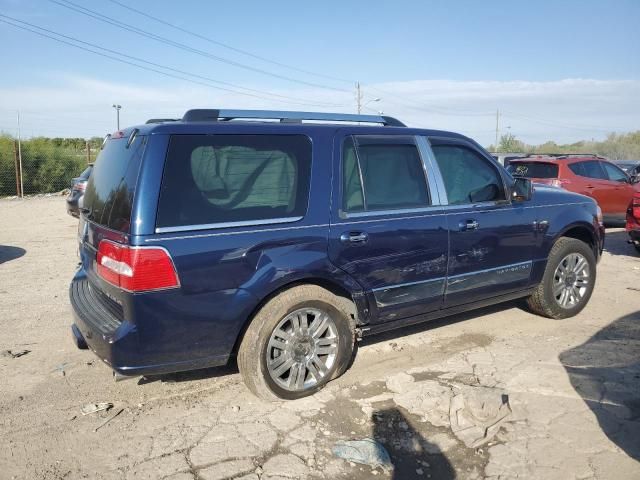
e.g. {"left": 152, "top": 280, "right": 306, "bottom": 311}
{"left": 94, "top": 408, "right": 124, "bottom": 432}
{"left": 1, "top": 349, "right": 30, "bottom": 358}
{"left": 332, "top": 438, "right": 393, "bottom": 470}
{"left": 52, "top": 363, "right": 69, "bottom": 376}
{"left": 81, "top": 402, "right": 113, "bottom": 416}
{"left": 449, "top": 386, "right": 512, "bottom": 448}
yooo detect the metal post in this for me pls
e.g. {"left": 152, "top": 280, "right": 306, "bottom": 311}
{"left": 13, "top": 139, "right": 21, "bottom": 197}
{"left": 112, "top": 104, "right": 122, "bottom": 131}
{"left": 17, "top": 111, "right": 23, "bottom": 198}
{"left": 86, "top": 140, "right": 91, "bottom": 164}
{"left": 356, "top": 82, "right": 362, "bottom": 115}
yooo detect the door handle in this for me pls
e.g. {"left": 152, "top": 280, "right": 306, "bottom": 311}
{"left": 459, "top": 220, "right": 479, "bottom": 231}
{"left": 586, "top": 185, "right": 595, "bottom": 189}
{"left": 340, "top": 232, "right": 369, "bottom": 244}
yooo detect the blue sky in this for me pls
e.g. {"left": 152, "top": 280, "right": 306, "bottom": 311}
{"left": 0, "top": 0, "right": 638, "bottom": 145}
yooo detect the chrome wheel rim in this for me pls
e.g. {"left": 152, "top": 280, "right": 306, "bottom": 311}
{"left": 266, "top": 307, "right": 339, "bottom": 392}
{"left": 553, "top": 253, "right": 590, "bottom": 309}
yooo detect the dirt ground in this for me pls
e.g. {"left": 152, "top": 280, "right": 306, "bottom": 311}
{"left": 0, "top": 196, "right": 639, "bottom": 480}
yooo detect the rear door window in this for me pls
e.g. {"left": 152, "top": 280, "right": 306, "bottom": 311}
{"left": 507, "top": 162, "right": 558, "bottom": 179}
{"left": 342, "top": 135, "right": 430, "bottom": 213}
{"left": 157, "top": 134, "right": 311, "bottom": 229}
{"left": 82, "top": 133, "right": 146, "bottom": 232}
{"left": 569, "top": 160, "right": 607, "bottom": 180}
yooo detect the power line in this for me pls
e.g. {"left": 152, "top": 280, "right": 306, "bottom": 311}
{"left": 48, "top": 0, "right": 349, "bottom": 93}
{"left": 105, "top": 0, "right": 353, "bottom": 85}
{"left": 0, "top": 15, "right": 347, "bottom": 108}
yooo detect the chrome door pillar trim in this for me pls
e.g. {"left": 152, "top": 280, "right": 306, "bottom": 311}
{"left": 416, "top": 136, "right": 449, "bottom": 206}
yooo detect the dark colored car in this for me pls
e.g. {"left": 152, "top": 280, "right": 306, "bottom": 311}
{"left": 626, "top": 191, "right": 640, "bottom": 254}
{"left": 66, "top": 164, "right": 93, "bottom": 218}
{"left": 70, "top": 109, "right": 604, "bottom": 400}
{"left": 507, "top": 154, "right": 640, "bottom": 226}
{"left": 614, "top": 160, "right": 640, "bottom": 179}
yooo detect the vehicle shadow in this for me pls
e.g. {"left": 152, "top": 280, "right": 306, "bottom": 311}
{"left": 0, "top": 245, "right": 26, "bottom": 264}
{"left": 360, "top": 300, "right": 521, "bottom": 348}
{"left": 559, "top": 311, "right": 640, "bottom": 461}
{"left": 138, "top": 362, "right": 239, "bottom": 385}
{"left": 372, "top": 407, "right": 455, "bottom": 479}
{"left": 602, "top": 228, "right": 637, "bottom": 257}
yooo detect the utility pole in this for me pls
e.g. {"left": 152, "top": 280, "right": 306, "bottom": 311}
{"left": 86, "top": 140, "right": 91, "bottom": 164}
{"left": 112, "top": 104, "right": 122, "bottom": 130}
{"left": 16, "top": 111, "right": 23, "bottom": 198}
{"left": 494, "top": 109, "right": 500, "bottom": 152}
{"left": 356, "top": 82, "right": 363, "bottom": 114}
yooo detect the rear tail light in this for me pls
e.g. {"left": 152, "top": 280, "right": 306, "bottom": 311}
{"left": 74, "top": 182, "right": 87, "bottom": 192}
{"left": 632, "top": 193, "right": 640, "bottom": 221}
{"left": 96, "top": 240, "right": 179, "bottom": 292}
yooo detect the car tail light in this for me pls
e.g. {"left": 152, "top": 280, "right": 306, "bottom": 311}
{"left": 596, "top": 205, "right": 603, "bottom": 227}
{"left": 632, "top": 193, "right": 640, "bottom": 220}
{"left": 96, "top": 240, "right": 179, "bottom": 292}
{"left": 74, "top": 182, "right": 87, "bottom": 192}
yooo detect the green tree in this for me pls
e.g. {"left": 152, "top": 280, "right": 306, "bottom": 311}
{"left": 498, "top": 133, "right": 526, "bottom": 153}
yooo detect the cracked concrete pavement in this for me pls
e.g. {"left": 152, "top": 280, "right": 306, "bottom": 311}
{"left": 1, "top": 196, "right": 639, "bottom": 479}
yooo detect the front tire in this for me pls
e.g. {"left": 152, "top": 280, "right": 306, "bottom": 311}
{"left": 238, "top": 285, "right": 356, "bottom": 401}
{"left": 526, "top": 237, "right": 596, "bottom": 319}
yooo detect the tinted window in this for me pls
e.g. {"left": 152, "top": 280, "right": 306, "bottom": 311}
{"left": 569, "top": 160, "right": 607, "bottom": 180}
{"left": 342, "top": 135, "right": 430, "bottom": 212}
{"left": 431, "top": 144, "right": 505, "bottom": 205}
{"left": 601, "top": 162, "right": 628, "bottom": 182}
{"left": 157, "top": 135, "right": 311, "bottom": 229}
{"left": 507, "top": 162, "right": 559, "bottom": 179}
{"left": 82, "top": 134, "right": 146, "bottom": 232}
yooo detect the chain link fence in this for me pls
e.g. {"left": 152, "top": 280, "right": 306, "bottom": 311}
{"left": 0, "top": 135, "right": 102, "bottom": 197}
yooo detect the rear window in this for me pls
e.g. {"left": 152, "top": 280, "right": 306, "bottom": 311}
{"left": 157, "top": 134, "right": 312, "bottom": 229}
{"left": 82, "top": 133, "right": 146, "bottom": 232}
{"left": 507, "top": 162, "right": 558, "bottom": 179}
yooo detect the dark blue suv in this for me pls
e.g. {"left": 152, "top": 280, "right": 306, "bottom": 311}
{"left": 70, "top": 109, "right": 604, "bottom": 400}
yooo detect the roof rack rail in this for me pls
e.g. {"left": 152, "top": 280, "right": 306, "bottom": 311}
{"left": 520, "top": 152, "right": 606, "bottom": 159}
{"left": 181, "top": 109, "right": 406, "bottom": 127}
{"left": 145, "top": 118, "right": 180, "bottom": 124}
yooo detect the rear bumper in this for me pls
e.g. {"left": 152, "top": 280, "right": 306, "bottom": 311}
{"left": 69, "top": 271, "right": 229, "bottom": 377}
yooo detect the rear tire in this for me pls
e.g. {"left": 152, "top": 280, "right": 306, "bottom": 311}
{"left": 526, "top": 237, "right": 596, "bottom": 319}
{"left": 238, "top": 285, "right": 356, "bottom": 401}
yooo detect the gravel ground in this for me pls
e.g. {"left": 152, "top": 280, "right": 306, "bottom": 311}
{"left": 0, "top": 196, "right": 639, "bottom": 480}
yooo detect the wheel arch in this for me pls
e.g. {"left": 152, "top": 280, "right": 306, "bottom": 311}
{"left": 231, "top": 274, "right": 369, "bottom": 356}
{"left": 556, "top": 222, "right": 598, "bottom": 258}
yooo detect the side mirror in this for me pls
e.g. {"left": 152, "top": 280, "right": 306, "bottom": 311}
{"left": 512, "top": 177, "right": 533, "bottom": 202}
{"left": 630, "top": 175, "right": 639, "bottom": 184}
